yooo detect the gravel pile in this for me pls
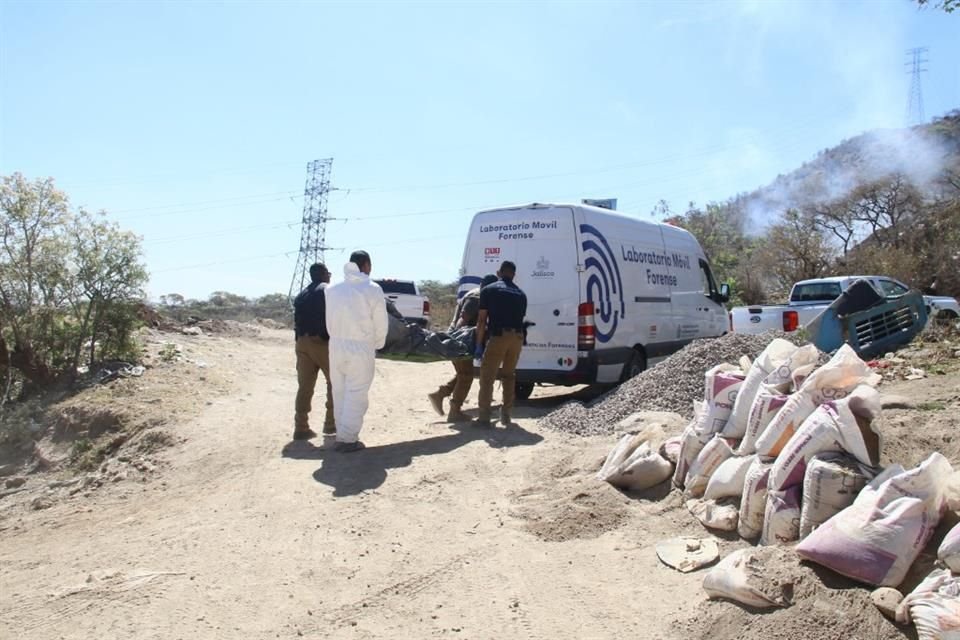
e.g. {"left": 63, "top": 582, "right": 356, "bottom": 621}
{"left": 541, "top": 331, "right": 814, "bottom": 437}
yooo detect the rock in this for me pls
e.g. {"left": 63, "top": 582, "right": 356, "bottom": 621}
{"left": 0, "top": 464, "right": 17, "bottom": 478}
{"left": 4, "top": 476, "right": 26, "bottom": 489}
{"left": 879, "top": 394, "right": 916, "bottom": 410}
{"left": 31, "top": 496, "right": 54, "bottom": 510}
{"left": 871, "top": 587, "right": 903, "bottom": 619}
{"left": 181, "top": 326, "right": 202, "bottom": 336}
{"left": 656, "top": 536, "right": 720, "bottom": 572}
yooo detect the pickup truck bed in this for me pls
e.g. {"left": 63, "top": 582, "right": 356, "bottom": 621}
{"left": 375, "top": 279, "right": 431, "bottom": 327}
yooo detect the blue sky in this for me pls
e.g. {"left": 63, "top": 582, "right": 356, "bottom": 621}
{"left": 1, "top": 1, "right": 958, "bottom": 300}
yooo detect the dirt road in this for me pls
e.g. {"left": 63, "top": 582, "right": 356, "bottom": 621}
{"left": 1, "top": 329, "right": 715, "bottom": 640}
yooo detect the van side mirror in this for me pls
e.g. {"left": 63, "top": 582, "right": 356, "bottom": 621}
{"left": 718, "top": 283, "right": 730, "bottom": 303}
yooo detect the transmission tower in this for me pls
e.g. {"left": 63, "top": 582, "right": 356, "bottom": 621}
{"left": 905, "top": 47, "right": 928, "bottom": 126}
{"left": 289, "top": 158, "right": 334, "bottom": 298}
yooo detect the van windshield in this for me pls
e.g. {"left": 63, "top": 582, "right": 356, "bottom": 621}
{"left": 375, "top": 280, "right": 417, "bottom": 295}
{"left": 790, "top": 282, "right": 842, "bottom": 303}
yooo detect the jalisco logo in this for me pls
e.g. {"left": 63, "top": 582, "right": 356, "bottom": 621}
{"left": 532, "top": 255, "right": 555, "bottom": 278}
{"left": 579, "top": 224, "right": 625, "bottom": 343}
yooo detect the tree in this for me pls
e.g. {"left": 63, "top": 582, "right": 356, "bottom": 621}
{"left": 917, "top": 0, "right": 957, "bottom": 12}
{"left": 67, "top": 211, "right": 148, "bottom": 368}
{"left": 0, "top": 173, "right": 148, "bottom": 391}
{"left": 160, "top": 293, "right": 185, "bottom": 307}
{"left": 0, "top": 174, "right": 69, "bottom": 385}
{"left": 208, "top": 291, "right": 248, "bottom": 307}
{"left": 256, "top": 293, "right": 289, "bottom": 307}
{"left": 756, "top": 209, "right": 834, "bottom": 293}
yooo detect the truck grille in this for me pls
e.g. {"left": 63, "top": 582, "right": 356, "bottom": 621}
{"left": 852, "top": 306, "right": 918, "bottom": 351}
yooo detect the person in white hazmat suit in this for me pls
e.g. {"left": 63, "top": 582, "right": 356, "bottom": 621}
{"left": 324, "top": 250, "right": 389, "bottom": 453}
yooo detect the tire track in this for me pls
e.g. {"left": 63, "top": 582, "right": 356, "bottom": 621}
{"left": 294, "top": 551, "right": 479, "bottom": 633}
{"left": 0, "top": 570, "right": 187, "bottom": 634}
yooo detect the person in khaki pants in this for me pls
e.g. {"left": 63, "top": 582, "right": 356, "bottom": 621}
{"left": 427, "top": 273, "right": 497, "bottom": 422}
{"left": 473, "top": 261, "right": 527, "bottom": 427}
{"left": 293, "top": 263, "right": 334, "bottom": 440}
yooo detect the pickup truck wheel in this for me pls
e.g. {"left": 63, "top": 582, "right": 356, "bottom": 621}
{"left": 620, "top": 349, "right": 647, "bottom": 383}
{"left": 935, "top": 310, "right": 959, "bottom": 326}
{"left": 515, "top": 382, "right": 534, "bottom": 402}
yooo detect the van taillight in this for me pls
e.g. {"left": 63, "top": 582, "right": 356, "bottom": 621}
{"left": 423, "top": 300, "right": 430, "bottom": 316}
{"left": 578, "top": 302, "right": 596, "bottom": 350}
{"left": 783, "top": 310, "right": 799, "bottom": 332}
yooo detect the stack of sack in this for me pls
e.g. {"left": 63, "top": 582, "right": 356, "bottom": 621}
{"left": 671, "top": 342, "right": 888, "bottom": 540}
{"left": 793, "top": 452, "right": 958, "bottom": 640}
{"left": 896, "top": 519, "right": 960, "bottom": 640}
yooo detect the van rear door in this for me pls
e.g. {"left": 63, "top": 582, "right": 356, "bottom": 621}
{"left": 460, "top": 205, "right": 580, "bottom": 372}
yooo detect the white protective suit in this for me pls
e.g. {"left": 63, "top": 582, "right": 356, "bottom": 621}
{"left": 324, "top": 262, "right": 389, "bottom": 443}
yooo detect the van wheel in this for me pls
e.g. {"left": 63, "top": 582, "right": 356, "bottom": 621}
{"left": 621, "top": 349, "right": 647, "bottom": 383}
{"left": 515, "top": 382, "right": 535, "bottom": 401}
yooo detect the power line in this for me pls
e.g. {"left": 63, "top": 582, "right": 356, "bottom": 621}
{"left": 144, "top": 220, "right": 300, "bottom": 245}
{"left": 338, "top": 116, "right": 826, "bottom": 195}
{"left": 151, "top": 233, "right": 468, "bottom": 274}
{"left": 113, "top": 194, "right": 303, "bottom": 220}
{"left": 109, "top": 190, "right": 300, "bottom": 214}
{"left": 151, "top": 251, "right": 292, "bottom": 273}
{"left": 61, "top": 161, "right": 304, "bottom": 190}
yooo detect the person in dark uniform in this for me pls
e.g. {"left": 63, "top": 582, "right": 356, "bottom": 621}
{"left": 473, "top": 261, "right": 527, "bottom": 427}
{"left": 427, "top": 273, "right": 497, "bottom": 422}
{"left": 292, "top": 262, "right": 334, "bottom": 440}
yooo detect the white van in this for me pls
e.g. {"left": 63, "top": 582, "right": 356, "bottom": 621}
{"left": 457, "top": 202, "right": 730, "bottom": 399}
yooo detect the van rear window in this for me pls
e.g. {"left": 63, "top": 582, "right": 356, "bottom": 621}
{"left": 375, "top": 280, "right": 417, "bottom": 295}
{"left": 790, "top": 282, "right": 842, "bottom": 303}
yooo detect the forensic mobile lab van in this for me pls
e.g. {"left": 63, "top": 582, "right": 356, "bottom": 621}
{"left": 458, "top": 202, "right": 730, "bottom": 399}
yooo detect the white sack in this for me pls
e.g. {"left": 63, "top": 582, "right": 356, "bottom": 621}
{"left": 764, "top": 344, "right": 821, "bottom": 390}
{"left": 768, "top": 385, "right": 882, "bottom": 493}
{"left": 673, "top": 402, "right": 708, "bottom": 488}
{"left": 705, "top": 455, "right": 755, "bottom": 500}
{"left": 697, "top": 364, "right": 746, "bottom": 436}
{"left": 755, "top": 344, "right": 880, "bottom": 458}
{"left": 702, "top": 549, "right": 782, "bottom": 609}
{"left": 738, "top": 457, "right": 775, "bottom": 540}
{"left": 687, "top": 498, "right": 739, "bottom": 531}
{"left": 660, "top": 436, "right": 682, "bottom": 465}
{"left": 796, "top": 453, "right": 953, "bottom": 587}
{"left": 604, "top": 443, "right": 673, "bottom": 491}
{"left": 684, "top": 436, "right": 736, "bottom": 499}
{"left": 761, "top": 486, "right": 801, "bottom": 545}
{"left": 737, "top": 385, "right": 790, "bottom": 456}
{"left": 799, "top": 453, "right": 875, "bottom": 539}
{"left": 938, "top": 523, "right": 960, "bottom": 574}
{"left": 598, "top": 432, "right": 643, "bottom": 481}
{"left": 895, "top": 568, "right": 960, "bottom": 640}
{"left": 598, "top": 423, "right": 669, "bottom": 482}
{"left": 723, "top": 339, "right": 798, "bottom": 440}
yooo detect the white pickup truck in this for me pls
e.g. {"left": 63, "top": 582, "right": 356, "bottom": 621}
{"left": 730, "top": 275, "right": 960, "bottom": 334}
{"left": 374, "top": 279, "right": 431, "bottom": 327}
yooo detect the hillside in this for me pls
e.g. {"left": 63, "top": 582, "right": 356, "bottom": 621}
{"left": 670, "top": 110, "right": 960, "bottom": 302}
{"left": 741, "top": 111, "right": 960, "bottom": 222}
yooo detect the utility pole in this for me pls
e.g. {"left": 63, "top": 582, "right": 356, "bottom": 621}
{"left": 905, "top": 47, "right": 929, "bottom": 126}
{"left": 289, "top": 158, "right": 334, "bottom": 298}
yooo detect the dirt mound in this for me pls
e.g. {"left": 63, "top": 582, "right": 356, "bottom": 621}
{"left": 682, "top": 546, "right": 905, "bottom": 640}
{"left": 510, "top": 447, "right": 635, "bottom": 542}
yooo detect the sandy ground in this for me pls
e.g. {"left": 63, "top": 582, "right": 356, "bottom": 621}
{"left": 1, "top": 327, "right": 957, "bottom": 639}
{"left": 0, "top": 328, "right": 709, "bottom": 640}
